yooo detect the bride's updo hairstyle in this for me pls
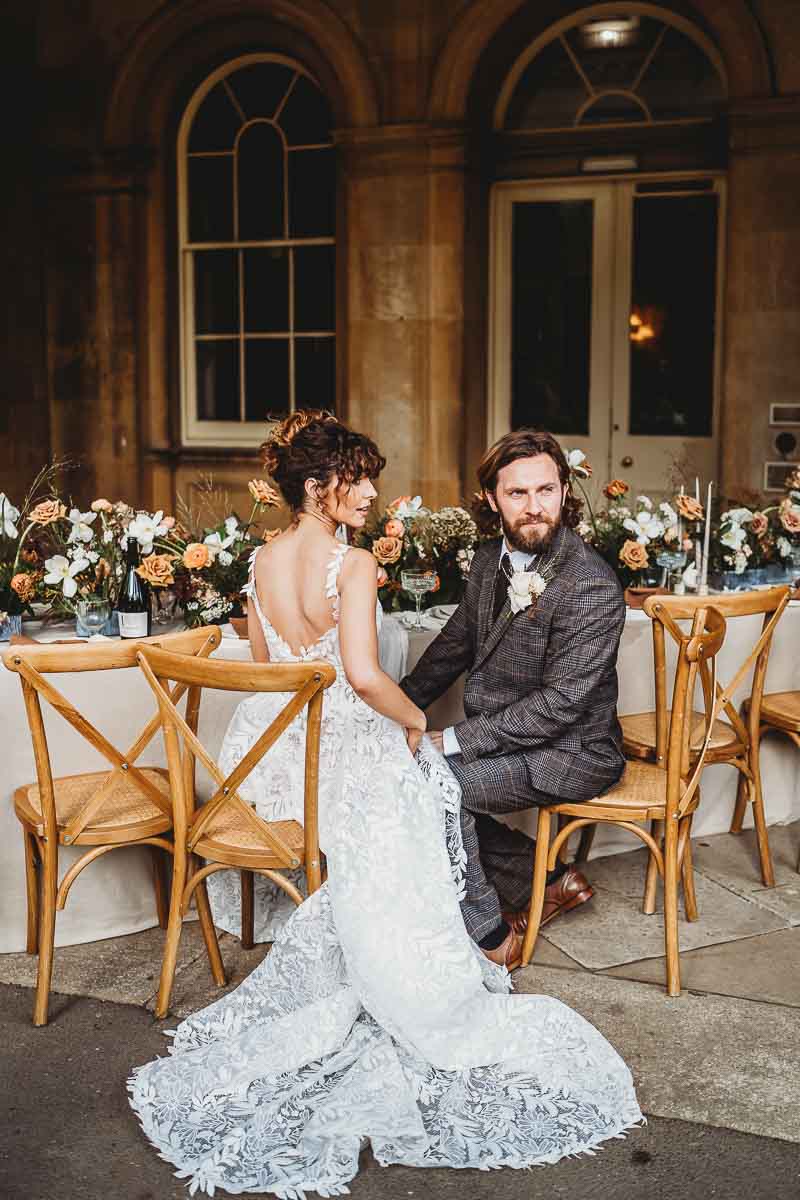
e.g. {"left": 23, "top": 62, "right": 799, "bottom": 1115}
{"left": 261, "top": 410, "right": 386, "bottom": 517}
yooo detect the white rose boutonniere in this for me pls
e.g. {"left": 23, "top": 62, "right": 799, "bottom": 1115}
{"left": 507, "top": 568, "right": 549, "bottom": 614}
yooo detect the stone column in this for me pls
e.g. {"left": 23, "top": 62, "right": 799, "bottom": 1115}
{"left": 336, "top": 124, "right": 467, "bottom": 507}
{"left": 722, "top": 98, "right": 800, "bottom": 499}
{"left": 43, "top": 150, "right": 149, "bottom": 504}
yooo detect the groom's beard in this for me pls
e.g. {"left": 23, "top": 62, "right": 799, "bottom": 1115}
{"left": 500, "top": 509, "right": 561, "bottom": 555}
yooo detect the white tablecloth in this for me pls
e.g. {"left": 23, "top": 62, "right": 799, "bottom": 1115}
{"left": 2, "top": 605, "right": 798, "bottom": 951}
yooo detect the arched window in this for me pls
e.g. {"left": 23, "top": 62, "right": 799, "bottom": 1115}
{"left": 178, "top": 54, "right": 335, "bottom": 447}
{"left": 495, "top": 8, "right": 726, "bottom": 132}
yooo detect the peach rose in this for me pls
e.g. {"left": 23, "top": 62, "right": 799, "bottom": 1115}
{"left": 675, "top": 494, "right": 704, "bottom": 522}
{"left": 249, "top": 479, "right": 280, "bottom": 507}
{"left": 262, "top": 528, "right": 281, "bottom": 544}
{"left": 182, "top": 542, "right": 210, "bottom": 570}
{"left": 90, "top": 498, "right": 113, "bottom": 513}
{"left": 779, "top": 500, "right": 800, "bottom": 534}
{"left": 30, "top": 499, "right": 66, "bottom": 525}
{"left": 10, "top": 573, "right": 36, "bottom": 602}
{"left": 750, "top": 511, "right": 768, "bottom": 537}
{"left": 619, "top": 540, "right": 649, "bottom": 571}
{"left": 136, "top": 553, "right": 176, "bottom": 588}
{"left": 376, "top": 565, "right": 388, "bottom": 587}
{"left": 604, "top": 480, "right": 629, "bottom": 499}
{"left": 384, "top": 518, "right": 404, "bottom": 538}
{"left": 372, "top": 535, "right": 403, "bottom": 565}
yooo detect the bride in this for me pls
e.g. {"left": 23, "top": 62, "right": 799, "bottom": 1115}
{"left": 129, "top": 411, "right": 641, "bottom": 1197}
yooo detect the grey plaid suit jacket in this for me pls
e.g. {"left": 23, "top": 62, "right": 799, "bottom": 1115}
{"left": 401, "top": 524, "right": 627, "bottom": 803}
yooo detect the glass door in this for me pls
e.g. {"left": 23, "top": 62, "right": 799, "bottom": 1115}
{"left": 490, "top": 176, "right": 724, "bottom": 496}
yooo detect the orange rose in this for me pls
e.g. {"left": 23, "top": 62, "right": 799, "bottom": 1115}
{"left": 429, "top": 573, "right": 440, "bottom": 593}
{"left": 90, "top": 498, "right": 113, "bottom": 513}
{"left": 619, "top": 540, "right": 649, "bottom": 571}
{"left": 182, "top": 542, "right": 210, "bottom": 570}
{"left": 30, "top": 499, "right": 65, "bottom": 525}
{"left": 376, "top": 565, "right": 388, "bottom": 587}
{"left": 10, "top": 573, "right": 36, "bottom": 602}
{"left": 136, "top": 554, "right": 176, "bottom": 588}
{"left": 604, "top": 480, "right": 629, "bottom": 499}
{"left": 249, "top": 479, "right": 280, "bottom": 507}
{"left": 262, "top": 528, "right": 281, "bottom": 544}
{"left": 387, "top": 495, "right": 411, "bottom": 513}
{"left": 372, "top": 535, "right": 403, "bottom": 565}
{"left": 384, "top": 518, "right": 404, "bottom": 538}
{"left": 675, "top": 494, "right": 704, "bottom": 522}
{"left": 779, "top": 500, "right": 800, "bottom": 534}
{"left": 750, "top": 511, "right": 768, "bottom": 537}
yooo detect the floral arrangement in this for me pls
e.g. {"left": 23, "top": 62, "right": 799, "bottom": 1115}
{"left": 0, "top": 464, "right": 74, "bottom": 627}
{"left": 357, "top": 495, "right": 478, "bottom": 611}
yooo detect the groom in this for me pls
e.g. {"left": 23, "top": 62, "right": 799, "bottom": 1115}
{"left": 401, "top": 429, "right": 627, "bottom": 966}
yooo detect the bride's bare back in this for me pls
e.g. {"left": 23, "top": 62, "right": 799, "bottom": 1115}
{"left": 251, "top": 527, "right": 341, "bottom": 657}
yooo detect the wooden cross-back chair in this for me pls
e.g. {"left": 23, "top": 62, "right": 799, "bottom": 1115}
{"left": 609, "top": 587, "right": 790, "bottom": 891}
{"left": 136, "top": 644, "right": 336, "bottom": 1018}
{"left": 520, "top": 602, "right": 727, "bottom": 996}
{"left": 2, "top": 626, "right": 222, "bottom": 1026}
{"left": 740, "top": 688, "right": 800, "bottom": 872}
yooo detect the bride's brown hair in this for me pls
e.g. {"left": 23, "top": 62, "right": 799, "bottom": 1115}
{"left": 261, "top": 410, "right": 386, "bottom": 516}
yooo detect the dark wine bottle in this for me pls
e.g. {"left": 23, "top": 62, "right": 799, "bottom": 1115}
{"left": 117, "top": 538, "right": 152, "bottom": 639}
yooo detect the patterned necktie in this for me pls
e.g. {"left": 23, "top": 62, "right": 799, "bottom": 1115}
{"left": 492, "top": 553, "right": 512, "bottom": 623}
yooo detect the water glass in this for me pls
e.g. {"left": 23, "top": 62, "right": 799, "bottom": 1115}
{"left": 400, "top": 570, "right": 437, "bottom": 629}
{"left": 76, "top": 597, "right": 111, "bottom": 636}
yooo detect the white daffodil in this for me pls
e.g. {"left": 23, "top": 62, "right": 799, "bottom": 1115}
{"left": 390, "top": 495, "right": 426, "bottom": 520}
{"left": 66, "top": 508, "right": 97, "bottom": 544}
{"left": 566, "top": 449, "right": 590, "bottom": 477}
{"left": 203, "top": 530, "right": 236, "bottom": 560}
{"left": 623, "top": 512, "right": 665, "bottom": 545}
{"left": 223, "top": 516, "right": 239, "bottom": 539}
{"left": 720, "top": 524, "right": 747, "bottom": 551}
{"left": 723, "top": 507, "right": 754, "bottom": 526}
{"left": 44, "top": 553, "right": 89, "bottom": 598}
{"left": 127, "top": 510, "right": 169, "bottom": 554}
{"left": 636, "top": 494, "right": 653, "bottom": 510}
{"left": 777, "top": 536, "right": 793, "bottom": 559}
{"left": 0, "top": 493, "right": 20, "bottom": 538}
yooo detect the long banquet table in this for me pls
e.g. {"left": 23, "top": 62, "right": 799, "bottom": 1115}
{"left": 1, "top": 603, "right": 799, "bottom": 952}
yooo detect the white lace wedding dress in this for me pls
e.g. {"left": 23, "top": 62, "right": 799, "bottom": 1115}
{"left": 129, "top": 543, "right": 642, "bottom": 1197}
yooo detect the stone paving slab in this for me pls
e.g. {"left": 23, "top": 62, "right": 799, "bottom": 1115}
{"left": 542, "top": 846, "right": 789, "bottom": 969}
{"left": 512, "top": 964, "right": 800, "bottom": 1144}
{"left": 692, "top": 824, "right": 800, "bottom": 924}
{"left": 603, "top": 926, "right": 800, "bottom": 1007}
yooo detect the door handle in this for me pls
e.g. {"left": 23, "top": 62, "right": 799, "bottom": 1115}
{"left": 621, "top": 456, "right": 634, "bottom": 468}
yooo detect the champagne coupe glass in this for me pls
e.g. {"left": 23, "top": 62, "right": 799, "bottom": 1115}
{"left": 655, "top": 547, "right": 688, "bottom": 591}
{"left": 400, "top": 569, "right": 437, "bottom": 629}
{"left": 76, "top": 597, "right": 111, "bottom": 636}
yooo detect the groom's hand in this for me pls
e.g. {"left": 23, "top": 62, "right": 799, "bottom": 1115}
{"left": 427, "top": 730, "right": 444, "bottom": 753}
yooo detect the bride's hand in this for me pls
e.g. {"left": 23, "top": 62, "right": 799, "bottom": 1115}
{"left": 406, "top": 727, "right": 424, "bottom": 756}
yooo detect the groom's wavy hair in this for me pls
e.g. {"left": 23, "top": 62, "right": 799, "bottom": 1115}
{"left": 261, "top": 410, "right": 386, "bottom": 515}
{"left": 472, "top": 429, "right": 583, "bottom": 535}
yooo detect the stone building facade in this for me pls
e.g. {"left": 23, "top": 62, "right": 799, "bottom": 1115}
{"left": 2, "top": 1, "right": 799, "bottom": 515}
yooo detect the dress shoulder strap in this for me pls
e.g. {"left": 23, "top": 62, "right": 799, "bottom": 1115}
{"left": 325, "top": 542, "right": 350, "bottom": 616}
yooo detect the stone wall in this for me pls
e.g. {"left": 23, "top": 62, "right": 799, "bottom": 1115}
{"left": 1, "top": 1, "right": 798, "bottom": 514}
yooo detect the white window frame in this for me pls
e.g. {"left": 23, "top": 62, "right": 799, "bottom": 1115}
{"left": 177, "top": 52, "right": 335, "bottom": 448}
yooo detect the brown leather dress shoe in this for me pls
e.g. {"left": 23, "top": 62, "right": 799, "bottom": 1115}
{"left": 503, "top": 867, "right": 594, "bottom": 935}
{"left": 480, "top": 927, "right": 522, "bottom": 969}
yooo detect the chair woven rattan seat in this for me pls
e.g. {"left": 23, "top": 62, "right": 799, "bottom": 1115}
{"left": 621, "top": 711, "right": 740, "bottom": 756}
{"left": 195, "top": 810, "right": 305, "bottom": 859}
{"left": 581, "top": 759, "right": 675, "bottom": 814}
{"left": 759, "top": 691, "right": 800, "bottom": 731}
{"left": 13, "top": 769, "right": 172, "bottom": 840}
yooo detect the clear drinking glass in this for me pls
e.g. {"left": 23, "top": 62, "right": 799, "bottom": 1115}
{"left": 76, "top": 597, "right": 111, "bottom": 635}
{"left": 400, "top": 570, "right": 437, "bottom": 629}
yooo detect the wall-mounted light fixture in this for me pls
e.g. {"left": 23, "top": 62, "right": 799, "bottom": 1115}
{"left": 580, "top": 16, "right": 640, "bottom": 49}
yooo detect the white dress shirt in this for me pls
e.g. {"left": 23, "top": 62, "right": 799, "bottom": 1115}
{"left": 441, "top": 540, "right": 537, "bottom": 757}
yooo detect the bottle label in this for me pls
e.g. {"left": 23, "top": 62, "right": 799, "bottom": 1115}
{"left": 118, "top": 611, "right": 149, "bottom": 639}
